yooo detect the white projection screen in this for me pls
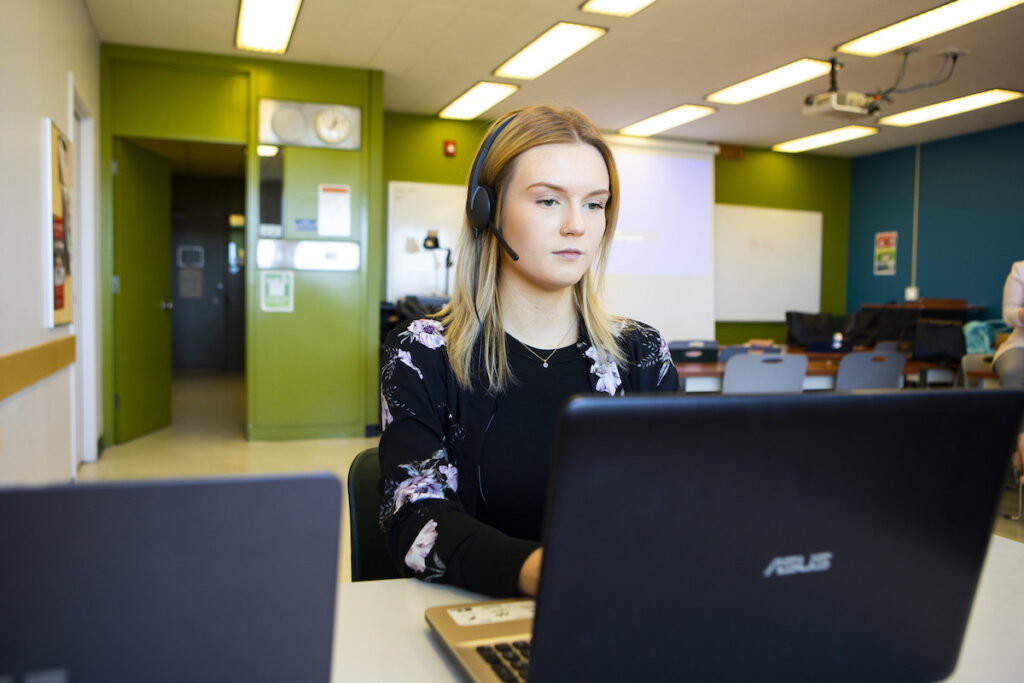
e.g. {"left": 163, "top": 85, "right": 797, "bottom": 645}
{"left": 604, "top": 136, "right": 717, "bottom": 342}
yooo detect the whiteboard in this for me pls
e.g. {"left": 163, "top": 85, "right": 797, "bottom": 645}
{"left": 714, "top": 204, "right": 822, "bottom": 322}
{"left": 386, "top": 181, "right": 466, "bottom": 302}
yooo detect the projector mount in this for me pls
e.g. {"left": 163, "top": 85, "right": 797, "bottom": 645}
{"left": 803, "top": 49, "right": 966, "bottom": 120}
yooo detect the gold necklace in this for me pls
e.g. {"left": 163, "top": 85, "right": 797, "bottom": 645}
{"left": 518, "top": 323, "right": 577, "bottom": 369}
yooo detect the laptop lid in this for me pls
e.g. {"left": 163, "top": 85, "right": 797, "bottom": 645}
{"left": 530, "top": 390, "right": 1024, "bottom": 683}
{"left": 0, "top": 473, "right": 341, "bottom": 683}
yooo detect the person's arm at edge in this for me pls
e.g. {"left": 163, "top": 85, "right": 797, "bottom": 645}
{"left": 1004, "top": 262, "right": 1024, "bottom": 328}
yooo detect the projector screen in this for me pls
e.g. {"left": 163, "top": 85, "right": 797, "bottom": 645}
{"left": 604, "top": 136, "right": 717, "bottom": 342}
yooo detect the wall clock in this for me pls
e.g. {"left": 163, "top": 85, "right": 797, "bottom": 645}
{"left": 314, "top": 108, "right": 353, "bottom": 145}
{"left": 258, "top": 100, "right": 361, "bottom": 150}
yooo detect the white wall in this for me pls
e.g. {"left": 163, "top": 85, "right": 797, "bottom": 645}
{"left": 0, "top": 0, "right": 100, "bottom": 483}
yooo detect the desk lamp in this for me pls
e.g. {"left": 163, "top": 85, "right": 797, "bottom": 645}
{"left": 423, "top": 230, "right": 453, "bottom": 296}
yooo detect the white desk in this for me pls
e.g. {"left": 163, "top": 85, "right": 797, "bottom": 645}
{"left": 331, "top": 535, "right": 1024, "bottom": 681}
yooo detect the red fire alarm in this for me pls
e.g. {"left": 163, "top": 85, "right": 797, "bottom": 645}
{"left": 443, "top": 140, "right": 457, "bottom": 157}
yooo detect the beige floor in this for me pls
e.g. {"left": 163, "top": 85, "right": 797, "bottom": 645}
{"left": 77, "top": 373, "right": 379, "bottom": 583}
{"left": 79, "top": 374, "right": 1024, "bottom": 585}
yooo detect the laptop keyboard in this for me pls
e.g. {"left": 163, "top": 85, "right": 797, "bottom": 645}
{"left": 477, "top": 640, "right": 531, "bottom": 681}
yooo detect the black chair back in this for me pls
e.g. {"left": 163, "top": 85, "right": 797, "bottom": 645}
{"left": 347, "top": 448, "right": 401, "bottom": 581}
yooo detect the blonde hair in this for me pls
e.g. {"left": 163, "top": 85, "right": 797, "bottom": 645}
{"left": 438, "top": 105, "right": 625, "bottom": 392}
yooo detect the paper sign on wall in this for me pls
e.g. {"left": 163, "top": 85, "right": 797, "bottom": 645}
{"left": 874, "top": 231, "right": 897, "bottom": 276}
{"left": 318, "top": 184, "right": 351, "bottom": 236}
{"left": 260, "top": 270, "right": 294, "bottom": 312}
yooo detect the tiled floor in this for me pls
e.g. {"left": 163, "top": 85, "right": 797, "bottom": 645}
{"left": 79, "top": 374, "right": 1024, "bottom": 586}
{"left": 77, "top": 373, "right": 379, "bottom": 583}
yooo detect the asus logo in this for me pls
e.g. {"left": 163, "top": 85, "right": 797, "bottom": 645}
{"left": 763, "top": 552, "right": 833, "bottom": 578}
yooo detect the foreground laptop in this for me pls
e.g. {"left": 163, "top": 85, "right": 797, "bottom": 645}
{"left": 426, "top": 390, "right": 1024, "bottom": 682}
{"left": 0, "top": 473, "right": 341, "bottom": 683}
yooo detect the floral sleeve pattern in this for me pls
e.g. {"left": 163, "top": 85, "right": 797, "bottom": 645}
{"left": 584, "top": 344, "right": 623, "bottom": 396}
{"left": 618, "top": 320, "right": 676, "bottom": 389}
{"left": 378, "top": 321, "right": 439, "bottom": 430}
{"left": 378, "top": 318, "right": 466, "bottom": 582}
{"left": 380, "top": 448, "right": 458, "bottom": 579}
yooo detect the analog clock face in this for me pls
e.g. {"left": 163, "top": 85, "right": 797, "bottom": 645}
{"left": 315, "top": 109, "right": 352, "bottom": 145}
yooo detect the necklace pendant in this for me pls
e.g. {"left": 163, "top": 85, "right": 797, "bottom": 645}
{"left": 542, "top": 361, "right": 549, "bottom": 368}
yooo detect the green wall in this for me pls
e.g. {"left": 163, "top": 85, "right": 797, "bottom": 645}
{"left": 714, "top": 148, "right": 851, "bottom": 344}
{"left": 101, "top": 44, "right": 383, "bottom": 441}
{"left": 383, "top": 112, "right": 489, "bottom": 186}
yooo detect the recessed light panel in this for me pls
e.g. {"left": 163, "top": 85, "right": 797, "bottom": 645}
{"left": 619, "top": 105, "right": 716, "bottom": 137}
{"left": 580, "top": 0, "right": 658, "bottom": 17}
{"left": 439, "top": 82, "right": 519, "bottom": 120}
{"left": 878, "top": 89, "right": 1023, "bottom": 126}
{"left": 494, "top": 23, "right": 607, "bottom": 80}
{"left": 836, "top": 0, "right": 1024, "bottom": 57}
{"left": 772, "top": 126, "right": 878, "bottom": 153}
{"left": 236, "top": 0, "right": 303, "bottom": 53}
{"left": 706, "top": 59, "right": 832, "bottom": 105}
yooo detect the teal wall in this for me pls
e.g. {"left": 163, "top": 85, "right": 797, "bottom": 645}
{"left": 101, "top": 44, "right": 383, "bottom": 441}
{"left": 848, "top": 121, "right": 1024, "bottom": 318}
{"left": 715, "top": 148, "right": 851, "bottom": 344}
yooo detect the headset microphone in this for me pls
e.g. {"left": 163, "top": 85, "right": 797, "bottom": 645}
{"left": 466, "top": 115, "right": 519, "bottom": 261}
{"left": 489, "top": 227, "right": 519, "bottom": 262}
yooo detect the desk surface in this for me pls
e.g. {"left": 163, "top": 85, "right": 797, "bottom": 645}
{"left": 332, "top": 535, "right": 1024, "bottom": 682}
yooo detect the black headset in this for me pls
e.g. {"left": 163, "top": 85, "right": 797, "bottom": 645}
{"left": 466, "top": 115, "right": 519, "bottom": 261}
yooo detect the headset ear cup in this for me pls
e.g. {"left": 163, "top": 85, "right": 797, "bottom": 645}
{"left": 468, "top": 184, "right": 495, "bottom": 235}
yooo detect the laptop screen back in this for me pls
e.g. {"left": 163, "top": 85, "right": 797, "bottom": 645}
{"left": 0, "top": 474, "right": 341, "bottom": 683}
{"left": 530, "top": 390, "right": 1024, "bottom": 683}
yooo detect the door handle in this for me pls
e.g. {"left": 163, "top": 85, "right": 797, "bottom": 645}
{"left": 160, "top": 300, "right": 174, "bottom": 311}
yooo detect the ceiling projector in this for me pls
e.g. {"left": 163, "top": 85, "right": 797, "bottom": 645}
{"left": 802, "top": 91, "right": 876, "bottom": 120}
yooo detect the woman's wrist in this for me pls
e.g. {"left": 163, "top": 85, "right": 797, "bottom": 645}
{"left": 517, "top": 548, "right": 544, "bottom": 596}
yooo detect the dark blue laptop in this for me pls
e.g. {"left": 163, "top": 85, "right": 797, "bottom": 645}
{"left": 427, "top": 389, "right": 1024, "bottom": 682}
{"left": 0, "top": 474, "right": 341, "bottom": 683}
{"left": 532, "top": 390, "right": 1023, "bottom": 682}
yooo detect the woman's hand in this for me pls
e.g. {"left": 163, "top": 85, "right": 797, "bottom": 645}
{"left": 517, "top": 548, "right": 543, "bottom": 596}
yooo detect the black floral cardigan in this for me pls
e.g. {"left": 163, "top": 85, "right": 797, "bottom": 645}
{"left": 378, "top": 317, "right": 679, "bottom": 596}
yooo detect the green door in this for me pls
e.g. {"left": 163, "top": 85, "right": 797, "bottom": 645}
{"left": 113, "top": 139, "right": 172, "bottom": 442}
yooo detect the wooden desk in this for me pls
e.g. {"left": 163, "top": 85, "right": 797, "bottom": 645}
{"left": 676, "top": 358, "right": 951, "bottom": 392}
{"left": 330, "top": 536, "right": 1024, "bottom": 682}
{"left": 966, "top": 368, "right": 1001, "bottom": 389}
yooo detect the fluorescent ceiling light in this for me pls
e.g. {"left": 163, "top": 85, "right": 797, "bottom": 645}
{"left": 256, "top": 145, "right": 279, "bottom": 157}
{"left": 580, "top": 0, "right": 658, "bottom": 17}
{"left": 878, "top": 89, "right": 1023, "bottom": 126}
{"left": 706, "top": 59, "right": 832, "bottom": 104}
{"left": 494, "top": 23, "right": 607, "bottom": 80}
{"left": 236, "top": 0, "right": 303, "bottom": 54}
{"left": 439, "top": 82, "right": 519, "bottom": 120}
{"left": 619, "top": 105, "right": 716, "bottom": 137}
{"left": 772, "top": 125, "right": 878, "bottom": 153}
{"left": 836, "top": 0, "right": 1024, "bottom": 57}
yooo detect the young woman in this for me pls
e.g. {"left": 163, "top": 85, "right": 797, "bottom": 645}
{"left": 378, "top": 105, "right": 678, "bottom": 598}
{"left": 994, "top": 259, "right": 1024, "bottom": 480}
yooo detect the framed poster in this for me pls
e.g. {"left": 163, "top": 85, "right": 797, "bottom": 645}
{"left": 44, "top": 119, "right": 73, "bottom": 327}
{"left": 260, "top": 270, "right": 294, "bottom": 313}
{"left": 874, "top": 231, "right": 897, "bottom": 276}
